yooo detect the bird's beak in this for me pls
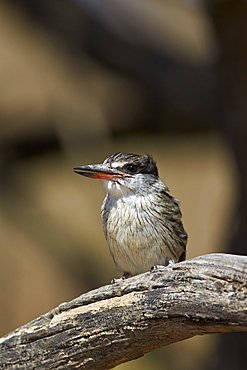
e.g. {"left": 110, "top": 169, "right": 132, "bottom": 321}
{"left": 74, "top": 164, "right": 128, "bottom": 181}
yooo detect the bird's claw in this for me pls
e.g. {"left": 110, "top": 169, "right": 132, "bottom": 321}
{"left": 150, "top": 265, "right": 166, "bottom": 272}
{"left": 111, "top": 277, "right": 125, "bottom": 284}
{"left": 111, "top": 272, "right": 131, "bottom": 284}
{"left": 150, "top": 259, "right": 175, "bottom": 273}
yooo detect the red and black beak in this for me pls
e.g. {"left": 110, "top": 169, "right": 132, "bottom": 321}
{"left": 74, "top": 164, "right": 128, "bottom": 181}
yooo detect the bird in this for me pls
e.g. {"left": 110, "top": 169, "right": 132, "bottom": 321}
{"left": 74, "top": 152, "right": 187, "bottom": 279}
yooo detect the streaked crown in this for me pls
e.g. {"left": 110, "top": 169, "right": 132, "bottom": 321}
{"left": 103, "top": 152, "right": 158, "bottom": 176}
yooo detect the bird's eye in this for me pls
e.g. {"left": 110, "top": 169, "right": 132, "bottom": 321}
{"left": 127, "top": 164, "right": 138, "bottom": 173}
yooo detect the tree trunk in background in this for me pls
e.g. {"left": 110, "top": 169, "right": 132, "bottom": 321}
{"left": 209, "top": 1, "right": 247, "bottom": 369}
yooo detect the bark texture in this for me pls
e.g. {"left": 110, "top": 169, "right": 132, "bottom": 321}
{"left": 1, "top": 253, "right": 247, "bottom": 370}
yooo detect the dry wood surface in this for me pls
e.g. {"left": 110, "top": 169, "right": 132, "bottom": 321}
{"left": 1, "top": 253, "right": 247, "bottom": 369}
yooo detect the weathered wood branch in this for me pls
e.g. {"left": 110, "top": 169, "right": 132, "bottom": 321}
{"left": 1, "top": 253, "right": 247, "bottom": 369}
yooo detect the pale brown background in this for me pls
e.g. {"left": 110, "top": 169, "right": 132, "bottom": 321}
{"left": 0, "top": 1, "right": 246, "bottom": 369}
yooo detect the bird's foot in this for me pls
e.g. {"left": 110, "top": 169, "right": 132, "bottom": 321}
{"left": 111, "top": 272, "right": 131, "bottom": 284}
{"left": 167, "top": 258, "right": 175, "bottom": 266}
{"left": 150, "top": 265, "right": 166, "bottom": 272}
{"left": 150, "top": 259, "right": 175, "bottom": 273}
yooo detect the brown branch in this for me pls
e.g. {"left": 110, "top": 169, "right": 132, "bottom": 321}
{"left": 1, "top": 253, "right": 247, "bottom": 369}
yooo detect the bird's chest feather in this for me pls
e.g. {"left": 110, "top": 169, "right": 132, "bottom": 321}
{"left": 101, "top": 193, "right": 169, "bottom": 274}
{"left": 101, "top": 194, "right": 158, "bottom": 245}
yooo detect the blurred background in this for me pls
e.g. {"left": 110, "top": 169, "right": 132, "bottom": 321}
{"left": 0, "top": 0, "right": 246, "bottom": 369}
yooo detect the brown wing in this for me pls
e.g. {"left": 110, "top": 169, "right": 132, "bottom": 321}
{"left": 158, "top": 190, "right": 187, "bottom": 262}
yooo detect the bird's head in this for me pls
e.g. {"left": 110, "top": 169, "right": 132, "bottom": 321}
{"left": 74, "top": 152, "right": 159, "bottom": 198}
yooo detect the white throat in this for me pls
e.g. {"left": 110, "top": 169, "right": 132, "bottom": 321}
{"left": 103, "top": 180, "right": 133, "bottom": 198}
